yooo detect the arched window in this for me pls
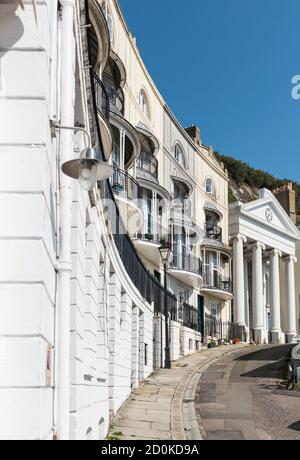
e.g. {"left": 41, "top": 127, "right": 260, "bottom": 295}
{"left": 174, "top": 143, "right": 186, "bottom": 168}
{"left": 102, "top": 1, "right": 114, "bottom": 44}
{"left": 205, "top": 176, "right": 215, "bottom": 196}
{"left": 139, "top": 89, "right": 151, "bottom": 120}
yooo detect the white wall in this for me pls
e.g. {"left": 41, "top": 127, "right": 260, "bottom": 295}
{"left": 0, "top": 2, "right": 56, "bottom": 440}
{"left": 181, "top": 327, "right": 202, "bottom": 356}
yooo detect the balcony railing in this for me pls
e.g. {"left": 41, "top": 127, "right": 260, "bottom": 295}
{"left": 85, "top": 1, "right": 177, "bottom": 327}
{"left": 204, "top": 223, "right": 222, "bottom": 242}
{"left": 102, "top": 81, "right": 125, "bottom": 116}
{"left": 93, "top": 72, "right": 110, "bottom": 123}
{"left": 170, "top": 254, "right": 203, "bottom": 276}
{"left": 111, "top": 167, "right": 139, "bottom": 202}
{"left": 203, "top": 274, "right": 232, "bottom": 292}
{"left": 135, "top": 221, "right": 169, "bottom": 245}
{"left": 137, "top": 151, "right": 158, "bottom": 179}
{"left": 202, "top": 314, "right": 246, "bottom": 343}
{"left": 180, "top": 302, "right": 199, "bottom": 332}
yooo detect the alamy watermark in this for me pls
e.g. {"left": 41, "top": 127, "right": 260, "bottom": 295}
{"left": 291, "top": 75, "right": 300, "bottom": 100}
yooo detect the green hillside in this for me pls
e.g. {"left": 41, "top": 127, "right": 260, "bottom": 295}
{"left": 214, "top": 152, "right": 300, "bottom": 215}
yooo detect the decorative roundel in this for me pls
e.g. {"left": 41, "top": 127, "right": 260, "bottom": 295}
{"left": 265, "top": 207, "right": 273, "bottom": 223}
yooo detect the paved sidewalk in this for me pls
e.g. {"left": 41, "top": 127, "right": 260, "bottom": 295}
{"left": 109, "top": 345, "right": 250, "bottom": 440}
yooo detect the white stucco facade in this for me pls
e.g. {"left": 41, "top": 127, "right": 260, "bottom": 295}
{"left": 1, "top": 0, "right": 300, "bottom": 443}
{"left": 0, "top": 0, "right": 253, "bottom": 441}
{"left": 229, "top": 189, "right": 300, "bottom": 344}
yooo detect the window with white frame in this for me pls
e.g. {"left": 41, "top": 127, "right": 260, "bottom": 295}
{"left": 102, "top": 1, "right": 114, "bottom": 44}
{"left": 205, "top": 176, "right": 215, "bottom": 196}
{"left": 174, "top": 143, "right": 186, "bottom": 168}
{"left": 139, "top": 89, "right": 151, "bottom": 120}
{"left": 210, "top": 302, "right": 221, "bottom": 320}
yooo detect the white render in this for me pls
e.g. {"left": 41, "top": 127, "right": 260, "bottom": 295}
{"left": 0, "top": 0, "right": 254, "bottom": 441}
{"left": 229, "top": 189, "right": 300, "bottom": 344}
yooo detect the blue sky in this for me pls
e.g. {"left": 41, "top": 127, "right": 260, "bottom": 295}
{"left": 119, "top": 0, "right": 300, "bottom": 182}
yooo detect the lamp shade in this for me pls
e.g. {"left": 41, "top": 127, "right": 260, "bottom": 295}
{"left": 61, "top": 148, "right": 113, "bottom": 191}
{"left": 158, "top": 243, "right": 172, "bottom": 265}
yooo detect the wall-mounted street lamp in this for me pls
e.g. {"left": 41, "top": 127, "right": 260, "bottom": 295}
{"left": 62, "top": 147, "right": 113, "bottom": 191}
{"left": 52, "top": 122, "right": 113, "bottom": 191}
{"left": 159, "top": 242, "right": 173, "bottom": 369}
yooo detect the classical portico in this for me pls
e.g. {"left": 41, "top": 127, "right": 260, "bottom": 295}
{"left": 229, "top": 189, "right": 300, "bottom": 344}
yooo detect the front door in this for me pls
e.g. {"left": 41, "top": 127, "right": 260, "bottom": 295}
{"left": 198, "top": 295, "right": 205, "bottom": 340}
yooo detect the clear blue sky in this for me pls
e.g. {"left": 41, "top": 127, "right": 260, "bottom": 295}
{"left": 119, "top": 0, "right": 300, "bottom": 182}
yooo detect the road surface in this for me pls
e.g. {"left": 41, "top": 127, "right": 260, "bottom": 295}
{"left": 193, "top": 345, "right": 300, "bottom": 440}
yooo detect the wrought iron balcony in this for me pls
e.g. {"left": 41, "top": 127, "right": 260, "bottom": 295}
{"left": 137, "top": 151, "right": 158, "bottom": 179}
{"left": 203, "top": 274, "right": 232, "bottom": 293}
{"left": 102, "top": 81, "right": 125, "bottom": 116}
{"left": 93, "top": 72, "right": 110, "bottom": 122}
{"left": 170, "top": 254, "right": 203, "bottom": 276}
{"left": 204, "top": 223, "right": 222, "bottom": 242}
{"left": 135, "top": 221, "right": 169, "bottom": 245}
{"left": 111, "top": 167, "right": 139, "bottom": 202}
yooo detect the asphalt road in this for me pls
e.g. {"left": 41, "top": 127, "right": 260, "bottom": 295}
{"left": 194, "top": 344, "right": 300, "bottom": 440}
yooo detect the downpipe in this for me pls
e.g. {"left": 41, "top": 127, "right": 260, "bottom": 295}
{"left": 56, "top": 0, "right": 76, "bottom": 440}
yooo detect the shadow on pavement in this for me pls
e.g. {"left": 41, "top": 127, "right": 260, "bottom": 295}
{"left": 288, "top": 421, "right": 300, "bottom": 432}
{"left": 239, "top": 359, "right": 288, "bottom": 379}
{"left": 233, "top": 345, "right": 293, "bottom": 362}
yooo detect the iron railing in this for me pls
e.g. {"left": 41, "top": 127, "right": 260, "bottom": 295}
{"left": 204, "top": 223, "right": 222, "bottom": 242}
{"left": 170, "top": 253, "right": 203, "bottom": 276}
{"left": 93, "top": 71, "right": 110, "bottom": 123}
{"left": 135, "top": 220, "right": 169, "bottom": 246}
{"left": 180, "top": 302, "right": 199, "bottom": 331}
{"left": 203, "top": 314, "right": 246, "bottom": 342}
{"left": 84, "top": 1, "right": 178, "bottom": 320}
{"left": 203, "top": 273, "right": 232, "bottom": 292}
{"left": 111, "top": 167, "right": 139, "bottom": 202}
{"left": 137, "top": 151, "right": 158, "bottom": 179}
{"left": 102, "top": 81, "right": 125, "bottom": 115}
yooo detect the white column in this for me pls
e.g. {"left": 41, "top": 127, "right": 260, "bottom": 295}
{"left": 269, "top": 250, "right": 282, "bottom": 343}
{"left": 244, "top": 258, "right": 250, "bottom": 328}
{"left": 285, "top": 255, "right": 297, "bottom": 342}
{"left": 232, "top": 235, "right": 247, "bottom": 326}
{"left": 252, "top": 242, "right": 266, "bottom": 343}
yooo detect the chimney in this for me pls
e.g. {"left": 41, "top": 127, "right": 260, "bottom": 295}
{"left": 185, "top": 125, "right": 201, "bottom": 146}
{"left": 273, "top": 183, "right": 296, "bottom": 224}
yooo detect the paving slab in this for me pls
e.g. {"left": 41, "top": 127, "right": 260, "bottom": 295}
{"left": 109, "top": 344, "right": 249, "bottom": 440}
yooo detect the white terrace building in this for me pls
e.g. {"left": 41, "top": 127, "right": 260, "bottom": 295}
{"left": 2, "top": 0, "right": 298, "bottom": 442}
{"left": 0, "top": 0, "right": 235, "bottom": 440}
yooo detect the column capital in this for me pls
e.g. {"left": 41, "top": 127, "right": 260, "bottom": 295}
{"left": 252, "top": 241, "right": 266, "bottom": 251}
{"left": 268, "top": 249, "right": 282, "bottom": 258}
{"left": 230, "top": 234, "right": 247, "bottom": 244}
{"left": 284, "top": 254, "right": 297, "bottom": 264}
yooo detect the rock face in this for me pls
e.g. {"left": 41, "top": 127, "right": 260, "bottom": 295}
{"left": 229, "top": 178, "right": 258, "bottom": 204}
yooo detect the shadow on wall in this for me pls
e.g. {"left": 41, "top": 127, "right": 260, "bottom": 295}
{"left": 0, "top": 4, "right": 24, "bottom": 94}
